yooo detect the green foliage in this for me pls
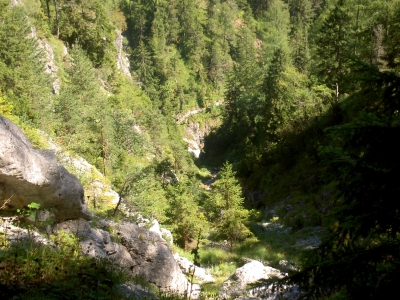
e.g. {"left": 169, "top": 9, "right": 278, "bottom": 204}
{"left": 0, "top": 1, "right": 52, "bottom": 124}
{"left": 0, "top": 90, "right": 18, "bottom": 123}
{"left": 206, "top": 163, "right": 252, "bottom": 248}
{"left": 19, "top": 124, "right": 49, "bottom": 149}
{"left": 0, "top": 90, "right": 48, "bottom": 149}
{"left": 384, "top": 1, "right": 400, "bottom": 71}
{"left": 0, "top": 229, "right": 127, "bottom": 299}
{"left": 313, "top": 0, "right": 352, "bottom": 92}
{"left": 49, "top": 0, "right": 117, "bottom": 67}
{"left": 3, "top": 0, "right": 400, "bottom": 297}
{"left": 53, "top": 44, "right": 114, "bottom": 172}
{"left": 291, "top": 61, "right": 400, "bottom": 299}
{"left": 166, "top": 178, "right": 208, "bottom": 249}
{"left": 127, "top": 169, "right": 169, "bottom": 222}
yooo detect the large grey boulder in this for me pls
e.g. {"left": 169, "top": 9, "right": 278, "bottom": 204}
{"left": 227, "top": 260, "right": 283, "bottom": 290}
{"left": 219, "top": 260, "right": 303, "bottom": 300}
{"left": 0, "top": 115, "right": 91, "bottom": 221}
{"left": 220, "top": 260, "right": 285, "bottom": 299}
{"left": 54, "top": 219, "right": 190, "bottom": 294}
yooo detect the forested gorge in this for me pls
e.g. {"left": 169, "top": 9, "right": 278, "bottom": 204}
{"left": 1, "top": 0, "right": 400, "bottom": 298}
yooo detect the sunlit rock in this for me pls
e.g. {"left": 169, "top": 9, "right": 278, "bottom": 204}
{"left": 0, "top": 116, "right": 91, "bottom": 221}
{"left": 54, "top": 219, "right": 190, "bottom": 295}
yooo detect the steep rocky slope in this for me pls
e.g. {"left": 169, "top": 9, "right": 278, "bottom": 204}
{"left": 0, "top": 115, "right": 191, "bottom": 295}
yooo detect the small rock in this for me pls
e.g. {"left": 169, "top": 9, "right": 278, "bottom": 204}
{"left": 117, "top": 282, "right": 156, "bottom": 299}
{"left": 174, "top": 253, "right": 215, "bottom": 284}
{"left": 278, "top": 260, "right": 298, "bottom": 272}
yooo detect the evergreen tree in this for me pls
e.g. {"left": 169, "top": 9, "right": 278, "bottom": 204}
{"left": 166, "top": 178, "right": 207, "bottom": 250}
{"left": 177, "top": 0, "right": 207, "bottom": 64}
{"left": 260, "top": 47, "right": 293, "bottom": 144}
{"left": 0, "top": 1, "right": 52, "bottom": 124}
{"left": 55, "top": 45, "right": 110, "bottom": 170}
{"left": 132, "top": 40, "right": 155, "bottom": 90}
{"left": 384, "top": 1, "right": 400, "bottom": 71}
{"left": 207, "top": 162, "right": 252, "bottom": 248}
{"left": 55, "top": 0, "right": 116, "bottom": 66}
{"left": 314, "top": 0, "right": 352, "bottom": 94}
{"left": 288, "top": 0, "right": 313, "bottom": 72}
{"left": 126, "top": 0, "right": 154, "bottom": 45}
{"left": 258, "top": 0, "right": 291, "bottom": 60}
{"left": 292, "top": 62, "right": 400, "bottom": 299}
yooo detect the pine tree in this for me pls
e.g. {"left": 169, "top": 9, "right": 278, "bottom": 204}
{"left": 0, "top": 2, "right": 52, "bottom": 124}
{"left": 207, "top": 162, "right": 252, "bottom": 248}
{"left": 54, "top": 0, "right": 116, "bottom": 66}
{"left": 288, "top": 0, "right": 313, "bottom": 72}
{"left": 177, "top": 0, "right": 207, "bottom": 65}
{"left": 314, "top": 0, "right": 352, "bottom": 94}
{"left": 166, "top": 178, "right": 207, "bottom": 250}
{"left": 384, "top": 0, "right": 400, "bottom": 71}
{"left": 258, "top": 0, "right": 291, "bottom": 60}
{"left": 55, "top": 45, "right": 111, "bottom": 170}
{"left": 132, "top": 40, "right": 155, "bottom": 89}
{"left": 261, "top": 48, "right": 292, "bottom": 143}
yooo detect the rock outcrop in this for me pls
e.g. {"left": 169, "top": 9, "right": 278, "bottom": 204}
{"left": 233, "top": 285, "right": 303, "bottom": 300}
{"left": 0, "top": 116, "right": 91, "bottom": 221}
{"left": 0, "top": 116, "right": 192, "bottom": 296}
{"left": 0, "top": 217, "right": 54, "bottom": 246}
{"left": 184, "top": 121, "right": 206, "bottom": 158}
{"left": 174, "top": 253, "right": 215, "bottom": 284}
{"left": 219, "top": 260, "right": 303, "bottom": 300}
{"left": 53, "top": 145, "right": 119, "bottom": 206}
{"left": 220, "top": 260, "right": 286, "bottom": 299}
{"left": 54, "top": 219, "right": 189, "bottom": 294}
{"left": 114, "top": 30, "right": 131, "bottom": 78}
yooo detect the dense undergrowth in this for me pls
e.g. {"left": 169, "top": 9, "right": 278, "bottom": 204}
{"left": 0, "top": 229, "right": 127, "bottom": 299}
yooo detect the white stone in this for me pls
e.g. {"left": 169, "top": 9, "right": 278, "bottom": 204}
{"left": 220, "top": 260, "right": 285, "bottom": 299}
{"left": 231, "top": 260, "right": 283, "bottom": 289}
{"left": 174, "top": 253, "right": 215, "bottom": 284}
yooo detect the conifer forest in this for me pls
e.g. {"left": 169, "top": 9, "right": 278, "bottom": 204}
{"left": 1, "top": 0, "right": 400, "bottom": 299}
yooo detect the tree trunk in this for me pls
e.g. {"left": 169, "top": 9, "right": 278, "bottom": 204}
{"left": 53, "top": 0, "right": 60, "bottom": 38}
{"left": 45, "top": 0, "right": 51, "bottom": 19}
{"left": 101, "top": 128, "right": 107, "bottom": 176}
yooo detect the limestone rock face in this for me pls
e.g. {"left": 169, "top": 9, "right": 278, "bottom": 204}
{"left": 0, "top": 116, "right": 91, "bottom": 221}
{"left": 114, "top": 30, "right": 131, "bottom": 78}
{"left": 54, "top": 219, "right": 189, "bottom": 294}
{"left": 0, "top": 217, "right": 54, "bottom": 246}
